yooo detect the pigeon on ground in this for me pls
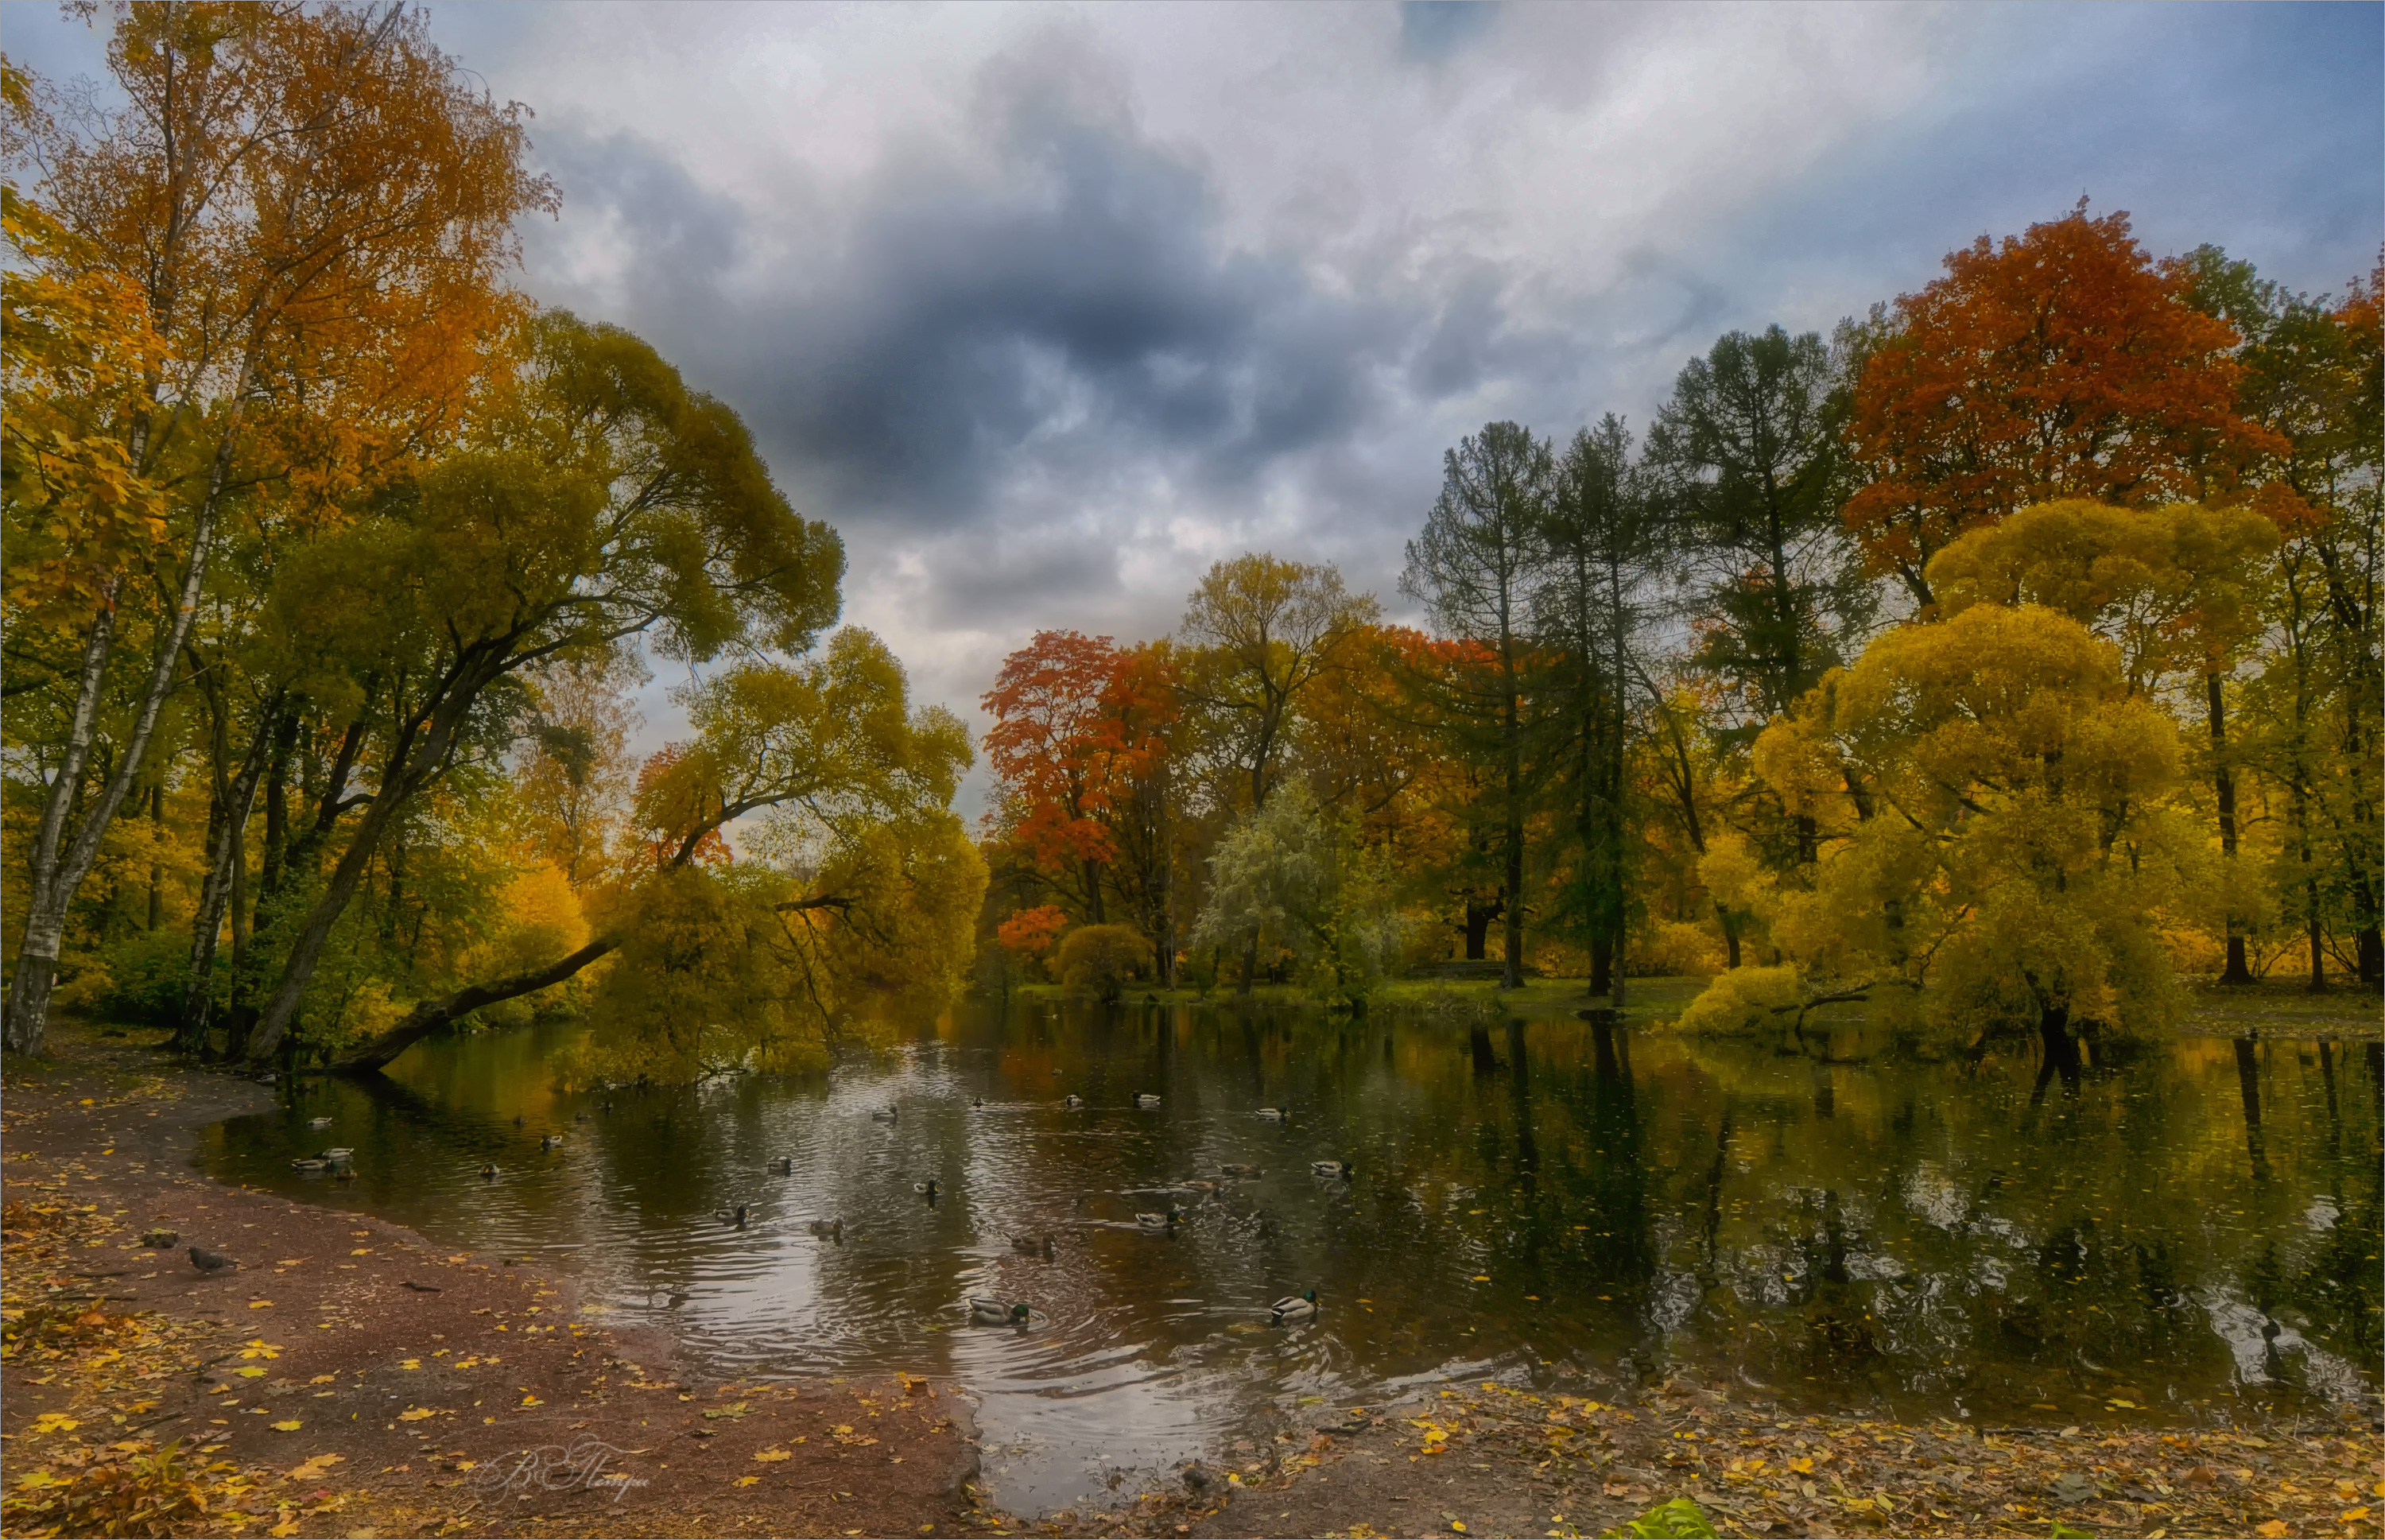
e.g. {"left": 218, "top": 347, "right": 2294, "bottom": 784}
{"left": 188, "top": 1245, "right": 236, "bottom": 1273}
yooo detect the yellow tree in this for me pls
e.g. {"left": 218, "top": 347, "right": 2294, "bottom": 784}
{"left": 4, "top": 2, "right": 551, "bottom": 1053}
{"left": 1927, "top": 498, "right": 2278, "bottom": 979}
{"left": 1749, "top": 602, "right": 2192, "bottom": 1053}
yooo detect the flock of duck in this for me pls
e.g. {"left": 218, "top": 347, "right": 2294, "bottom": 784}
{"left": 277, "top": 1086, "right": 1352, "bottom": 1332}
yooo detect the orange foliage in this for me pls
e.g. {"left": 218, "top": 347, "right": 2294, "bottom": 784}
{"left": 981, "top": 630, "right": 1177, "bottom": 879}
{"left": 631, "top": 746, "right": 731, "bottom": 872}
{"left": 1844, "top": 202, "right": 2285, "bottom": 603}
{"left": 995, "top": 904, "right": 1069, "bottom": 958}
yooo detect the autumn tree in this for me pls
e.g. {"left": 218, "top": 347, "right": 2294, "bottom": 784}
{"left": 1751, "top": 603, "right": 2191, "bottom": 1050}
{"left": 1842, "top": 202, "right": 2282, "bottom": 608}
{"left": 3, "top": 2, "right": 552, "bottom": 1053}
{"left": 1191, "top": 781, "right": 1404, "bottom": 1009}
{"left": 1402, "top": 422, "right": 1551, "bottom": 989}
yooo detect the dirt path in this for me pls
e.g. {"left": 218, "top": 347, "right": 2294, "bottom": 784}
{"left": 1, "top": 1023, "right": 977, "bottom": 1539}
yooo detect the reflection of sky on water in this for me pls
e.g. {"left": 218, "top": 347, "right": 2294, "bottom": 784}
{"left": 201, "top": 1006, "right": 2383, "bottom": 1515}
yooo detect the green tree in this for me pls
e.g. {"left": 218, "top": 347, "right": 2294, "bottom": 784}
{"left": 1402, "top": 421, "right": 1551, "bottom": 989}
{"left": 1190, "top": 781, "right": 1404, "bottom": 1008}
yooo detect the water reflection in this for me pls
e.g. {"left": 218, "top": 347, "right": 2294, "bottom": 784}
{"left": 200, "top": 1003, "right": 2382, "bottom": 1512}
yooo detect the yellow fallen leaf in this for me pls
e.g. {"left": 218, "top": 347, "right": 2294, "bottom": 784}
{"left": 520, "top": 1395, "right": 542, "bottom": 1407}
{"left": 235, "top": 1367, "right": 266, "bottom": 1379}
{"left": 2341, "top": 1510, "right": 2372, "bottom": 1525}
{"left": 1471, "top": 1275, "right": 1490, "bottom": 1282}
{"left": 735, "top": 1476, "right": 759, "bottom": 1487}
{"left": 271, "top": 1420, "right": 301, "bottom": 1432}
{"left": 754, "top": 1448, "right": 792, "bottom": 1462}
{"left": 33, "top": 1414, "right": 79, "bottom": 1433}
{"left": 2256, "top": 1523, "right": 2290, "bottom": 1538}
{"left": 398, "top": 1409, "right": 436, "bottom": 1422}
{"left": 308, "top": 1375, "right": 335, "bottom": 1385}
{"left": 249, "top": 1301, "right": 273, "bottom": 1309}
{"left": 399, "top": 1359, "right": 421, "bottom": 1370}
{"left": 351, "top": 1248, "right": 372, "bottom": 1256}
{"left": 269, "top": 1521, "right": 300, "bottom": 1538}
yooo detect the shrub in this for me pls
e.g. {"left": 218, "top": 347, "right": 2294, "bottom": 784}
{"left": 1675, "top": 964, "right": 1803, "bottom": 1035}
{"left": 1057, "top": 925, "right": 1154, "bottom": 1002}
{"left": 71, "top": 930, "right": 192, "bottom": 1028}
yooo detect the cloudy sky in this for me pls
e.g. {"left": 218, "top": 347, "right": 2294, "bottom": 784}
{"left": 8, "top": 1, "right": 2379, "bottom": 807}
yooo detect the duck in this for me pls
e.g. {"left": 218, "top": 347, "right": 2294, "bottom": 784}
{"left": 334, "top": 1165, "right": 358, "bottom": 1181}
{"left": 600, "top": 1100, "right": 615, "bottom": 1114}
{"left": 513, "top": 1114, "right": 525, "bottom": 1127}
{"left": 972, "top": 1096, "right": 984, "bottom": 1109}
{"left": 290, "top": 1157, "right": 335, "bottom": 1173}
{"left": 1270, "top": 1289, "right": 1320, "bottom": 1325}
{"left": 1134, "top": 1092, "right": 1161, "bottom": 1109}
{"left": 1134, "top": 1208, "right": 1184, "bottom": 1232}
{"left": 1220, "top": 1163, "right": 1263, "bottom": 1179}
{"left": 809, "top": 1218, "right": 844, "bottom": 1241}
{"left": 573, "top": 1111, "right": 589, "bottom": 1123}
{"left": 306, "top": 1115, "right": 333, "bottom": 1130}
{"left": 913, "top": 1179, "right": 940, "bottom": 1201}
{"left": 1010, "top": 1233, "right": 1053, "bottom": 1258}
{"left": 770, "top": 1156, "right": 794, "bottom": 1175}
{"left": 1255, "top": 1107, "right": 1287, "bottom": 1122}
{"left": 1310, "top": 1159, "right": 1355, "bottom": 1179}
{"left": 317, "top": 1147, "right": 355, "bottom": 1162}
{"left": 541, "top": 1134, "right": 564, "bottom": 1150}
{"left": 968, "top": 1298, "right": 1031, "bottom": 1326}
{"left": 480, "top": 1164, "right": 499, "bottom": 1181}
{"left": 716, "top": 1203, "right": 750, "bottom": 1228}
{"left": 1063, "top": 1094, "right": 1084, "bottom": 1108}
{"left": 871, "top": 1106, "right": 900, "bottom": 1123}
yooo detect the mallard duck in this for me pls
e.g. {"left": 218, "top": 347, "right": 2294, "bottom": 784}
{"left": 1255, "top": 1107, "right": 1286, "bottom": 1121}
{"left": 1134, "top": 1092, "right": 1161, "bottom": 1109}
{"left": 1270, "top": 1289, "right": 1320, "bottom": 1325}
{"left": 1063, "top": 1094, "right": 1084, "bottom": 1108}
{"left": 541, "top": 1134, "right": 564, "bottom": 1150}
{"left": 716, "top": 1203, "right": 750, "bottom": 1228}
{"left": 972, "top": 1096, "right": 984, "bottom": 1109}
{"left": 480, "top": 1163, "right": 499, "bottom": 1181}
{"left": 317, "top": 1147, "right": 355, "bottom": 1162}
{"left": 968, "top": 1298, "right": 1030, "bottom": 1326}
{"left": 1220, "top": 1163, "right": 1263, "bottom": 1178}
{"left": 306, "top": 1115, "right": 333, "bottom": 1130}
{"left": 1010, "top": 1233, "right": 1053, "bottom": 1257}
{"left": 291, "top": 1157, "right": 335, "bottom": 1173}
{"left": 770, "top": 1156, "right": 794, "bottom": 1175}
{"left": 1310, "top": 1159, "right": 1354, "bottom": 1179}
{"left": 871, "top": 1106, "right": 900, "bottom": 1123}
{"left": 809, "top": 1218, "right": 844, "bottom": 1241}
{"left": 1134, "top": 1207, "right": 1183, "bottom": 1231}
{"left": 914, "top": 1179, "right": 939, "bottom": 1201}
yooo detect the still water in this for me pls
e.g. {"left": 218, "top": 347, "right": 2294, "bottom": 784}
{"left": 201, "top": 1003, "right": 2382, "bottom": 1512}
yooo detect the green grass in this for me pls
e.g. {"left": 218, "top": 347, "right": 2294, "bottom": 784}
{"left": 2178, "top": 976, "right": 2383, "bottom": 1039}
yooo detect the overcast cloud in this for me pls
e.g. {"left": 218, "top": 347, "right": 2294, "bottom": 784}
{"left": 7, "top": 1, "right": 2378, "bottom": 812}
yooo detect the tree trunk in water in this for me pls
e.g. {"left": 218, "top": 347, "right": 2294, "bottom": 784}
{"left": 1588, "top": 938, "right": 1612, "bottom": 997}
{"left": 332, "top": 938, "right": 618, "bottom": 1073}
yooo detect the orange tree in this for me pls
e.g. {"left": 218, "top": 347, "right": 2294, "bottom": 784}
{"left": 1842, "top": 202, "right": 2282, "bottom": 609}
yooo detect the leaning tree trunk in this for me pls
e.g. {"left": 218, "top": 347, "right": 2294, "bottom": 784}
{"left": 332, "top": 938, "right": 617, "bottom": 1073}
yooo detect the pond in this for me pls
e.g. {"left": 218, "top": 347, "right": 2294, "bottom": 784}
{"left": 200, "top": 1001, "right": 2383, "bottom": 1514}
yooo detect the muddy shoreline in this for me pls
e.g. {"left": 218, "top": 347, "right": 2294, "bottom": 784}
{"left": 5, "top": 1020, "right": 2377, "bottom": 1540}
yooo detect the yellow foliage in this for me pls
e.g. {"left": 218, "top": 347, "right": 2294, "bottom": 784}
{"left": 1676, "top": 965, "right": 1804, "bottom": 1035}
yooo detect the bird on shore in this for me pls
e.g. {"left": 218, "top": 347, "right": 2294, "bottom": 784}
{"left": 1310, "top": 1159, "right": 1355, "bottom": 1179}
{"left": 770, "top": 1157, "right": 794, "bottom": 1175}
{"left": 809, "top": 1218, "right": 843, "bottom": 1241}
{"left": 968, "top": 1298, "right": 1031, "bottom": 1326}
{"left": 1134, "top": 1208, "right": 1183, "bottom": 1232}
{"left": 1134, "top": 1092, "right": 1161, "bottom": 1108}
{"left": 1255, "top": 1107, "right": 1286, "bottom": 1122}
{"left": 1270, "top": 1289, "right": 1320, "bottom": 1325}
{"left": 188, "top": 1245, "right": 236, "bottom": 1274}
{"left": 1063, "top": 1095, "right": 1084, "bottom": 1108}
{"left": 306, "top": 1116, "right": 333, "bottom": 1131}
